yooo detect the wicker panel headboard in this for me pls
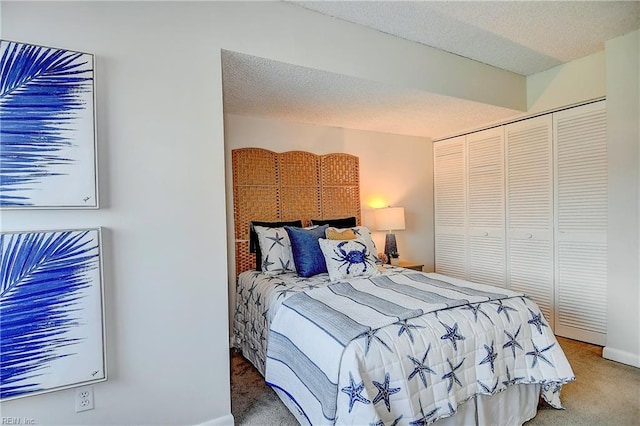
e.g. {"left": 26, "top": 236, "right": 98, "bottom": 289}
{"left": 232, "top": 148, "right": 361, "bottom": 276}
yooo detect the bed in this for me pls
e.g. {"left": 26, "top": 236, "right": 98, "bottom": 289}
{"left": 231, "top": 148, "right": 574, "bottom": 425}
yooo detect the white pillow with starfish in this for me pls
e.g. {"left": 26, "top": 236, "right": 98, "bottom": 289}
{"left": 254, "top": 225, "right": 297, "bottom": 275}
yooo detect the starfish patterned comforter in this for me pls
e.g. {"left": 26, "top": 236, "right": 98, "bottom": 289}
{"left": 234, "top": 268, "right": 575, "bottom": 425}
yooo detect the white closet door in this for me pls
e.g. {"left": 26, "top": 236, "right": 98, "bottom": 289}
{"left": 466, "top": 127, "right": 506, "bottom": 287}
{"left": 505, "top": 115, "right": 554, "bottom": 327}
{"left": 434, "top": 136, "right": 467, "bottom": 279}
{"left": 554, "top": 100, "right": 607, "bottom": 345}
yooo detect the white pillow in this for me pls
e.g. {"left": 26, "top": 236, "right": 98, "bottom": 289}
{"left": 326, "top": 226, "right": 381, "bottom": 263}
{"left": 319, "top": 238, "right": 379, "bottom": 282}
{"left": 254, "top": 225, "right": 296, "bottom": 275}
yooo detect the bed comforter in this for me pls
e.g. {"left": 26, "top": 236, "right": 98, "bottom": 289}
{"left": 263, "top": 271, "right": 574, "bottom": 425}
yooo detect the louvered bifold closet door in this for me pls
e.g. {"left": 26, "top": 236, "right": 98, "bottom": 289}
{"left": 505, "top": 115, "right": 555, "bottom": 327}
{"left": 434, "top": 136, "right": 467, "bottom": 279}
{"left": 466, "top": 128, "right": 506, "bottom": 287}
{"left": 554, "top": 100, "right": 607, "bottom": 345}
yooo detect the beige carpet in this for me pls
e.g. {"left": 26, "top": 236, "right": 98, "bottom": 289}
{"left": 231, "top": 337, "right": 640, "bottom": 425}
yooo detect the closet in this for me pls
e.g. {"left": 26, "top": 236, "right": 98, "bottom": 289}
{"left": 433, "top": 100, "right": 607, "bottom": 345}
{"left": 467, "top": 128, "right": 506, "bottom": 288}
{"left": 433, "top": 127, "right": 507, "bottom": 289}
{"left": 505, "top": 115, "right": 554, "bottom": 326}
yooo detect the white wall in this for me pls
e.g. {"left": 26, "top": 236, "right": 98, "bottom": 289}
{"left": 1, "top": 2, "right": 230, "bottom": 425}
{"left": 526, "top": 30, "right": 640, "bottom": 367}
{"left": 1, "top": 1, "right": 522, "bottom": 424}
{"left": 527, "top": 51, "right": 606, "bottom": 113}
{"left": 223, "top": 114, "right": 434, "bottom": 279}
{"left": 603, "top": 30, "right": 640, "bottom": 368}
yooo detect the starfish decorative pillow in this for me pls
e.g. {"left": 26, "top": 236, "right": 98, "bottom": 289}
{"left": 253, "top": 225, "right": 296, "bottom": 275}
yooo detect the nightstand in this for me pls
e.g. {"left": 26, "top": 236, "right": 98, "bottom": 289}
{"left": 397, "top": 261, "right": 424, "bottom": 272}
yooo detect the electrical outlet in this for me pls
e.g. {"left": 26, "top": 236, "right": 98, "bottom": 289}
{"left": 75, "top": 385, "right": 94, "bottom": 412}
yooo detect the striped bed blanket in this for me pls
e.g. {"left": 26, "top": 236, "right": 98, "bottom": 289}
{"left": 264, "top": 272, "right": 574, "bottom": 425}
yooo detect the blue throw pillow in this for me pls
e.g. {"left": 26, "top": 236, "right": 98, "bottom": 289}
{"left": 285, "top": 224, "right": 329, "bottom": 277}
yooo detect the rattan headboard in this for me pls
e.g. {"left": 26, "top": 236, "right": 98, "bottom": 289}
{"left": 232, "top": 148, "right": 361, "bottom": 276}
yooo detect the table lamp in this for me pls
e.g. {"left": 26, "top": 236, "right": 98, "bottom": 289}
{"left": 374, "top": 206, "right": 405, "bottom": 264}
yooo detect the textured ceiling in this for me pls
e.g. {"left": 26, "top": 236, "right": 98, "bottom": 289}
{"left": 223, "top": 1, "right": 639, "bottom": 139}
{"left": 223, "top": 51, "right": 522, "bottom": 139}
{"left": 293, "top": 1, "right": 640, "bottom": 76}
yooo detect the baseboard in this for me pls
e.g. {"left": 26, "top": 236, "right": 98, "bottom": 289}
{"left": 603, "top": 346, "right": 640, "bottom": 368}
{"left": 195, "top": 413, "right": 234, "bottom": 426}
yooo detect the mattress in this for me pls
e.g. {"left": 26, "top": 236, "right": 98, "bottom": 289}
{"left": 233, "top": 266, "right": 574, "bottom": 425}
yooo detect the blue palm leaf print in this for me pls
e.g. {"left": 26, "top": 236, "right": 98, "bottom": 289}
{"left": 0, "top": 40, "right": 93, "bottom": 206}
{"left": 0, "top": 230, "right": 99, "bottom": 400}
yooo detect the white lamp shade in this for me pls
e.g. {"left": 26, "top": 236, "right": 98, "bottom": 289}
{"left": 375, "top": 207, "right": 405, "bottom": 231}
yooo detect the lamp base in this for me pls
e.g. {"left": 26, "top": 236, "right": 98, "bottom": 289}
{"left": 384, "top": 233, "right": 398, "bottom": 264}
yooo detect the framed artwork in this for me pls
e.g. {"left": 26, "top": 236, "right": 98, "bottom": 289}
{"left": 0, "top": 40, "right": 98, "bottom": 208}
{"left": 0, "top": 228, "right": 106, "bottom": 400}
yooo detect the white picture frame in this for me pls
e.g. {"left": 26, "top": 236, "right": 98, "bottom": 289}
{"left": 0, "top": 40, "right": 98, "bottom": 209}
{"left": 0, "top": 228, "right": 106, "bottom": 400}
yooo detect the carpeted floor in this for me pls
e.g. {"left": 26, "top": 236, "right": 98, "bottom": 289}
{"left": 231, "top": 337, "right": 640, "bottom": 425}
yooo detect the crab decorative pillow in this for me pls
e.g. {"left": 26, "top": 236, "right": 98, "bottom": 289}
{"left": 319, "top": 238, "right": 379, "bottom": 282}
{"left": 326, "top": 226, "right": 382, "bottom": 264}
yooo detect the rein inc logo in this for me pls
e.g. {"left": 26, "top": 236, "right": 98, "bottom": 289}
{"left": 1, "top": 418, "right": 35, "bottom": 425}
